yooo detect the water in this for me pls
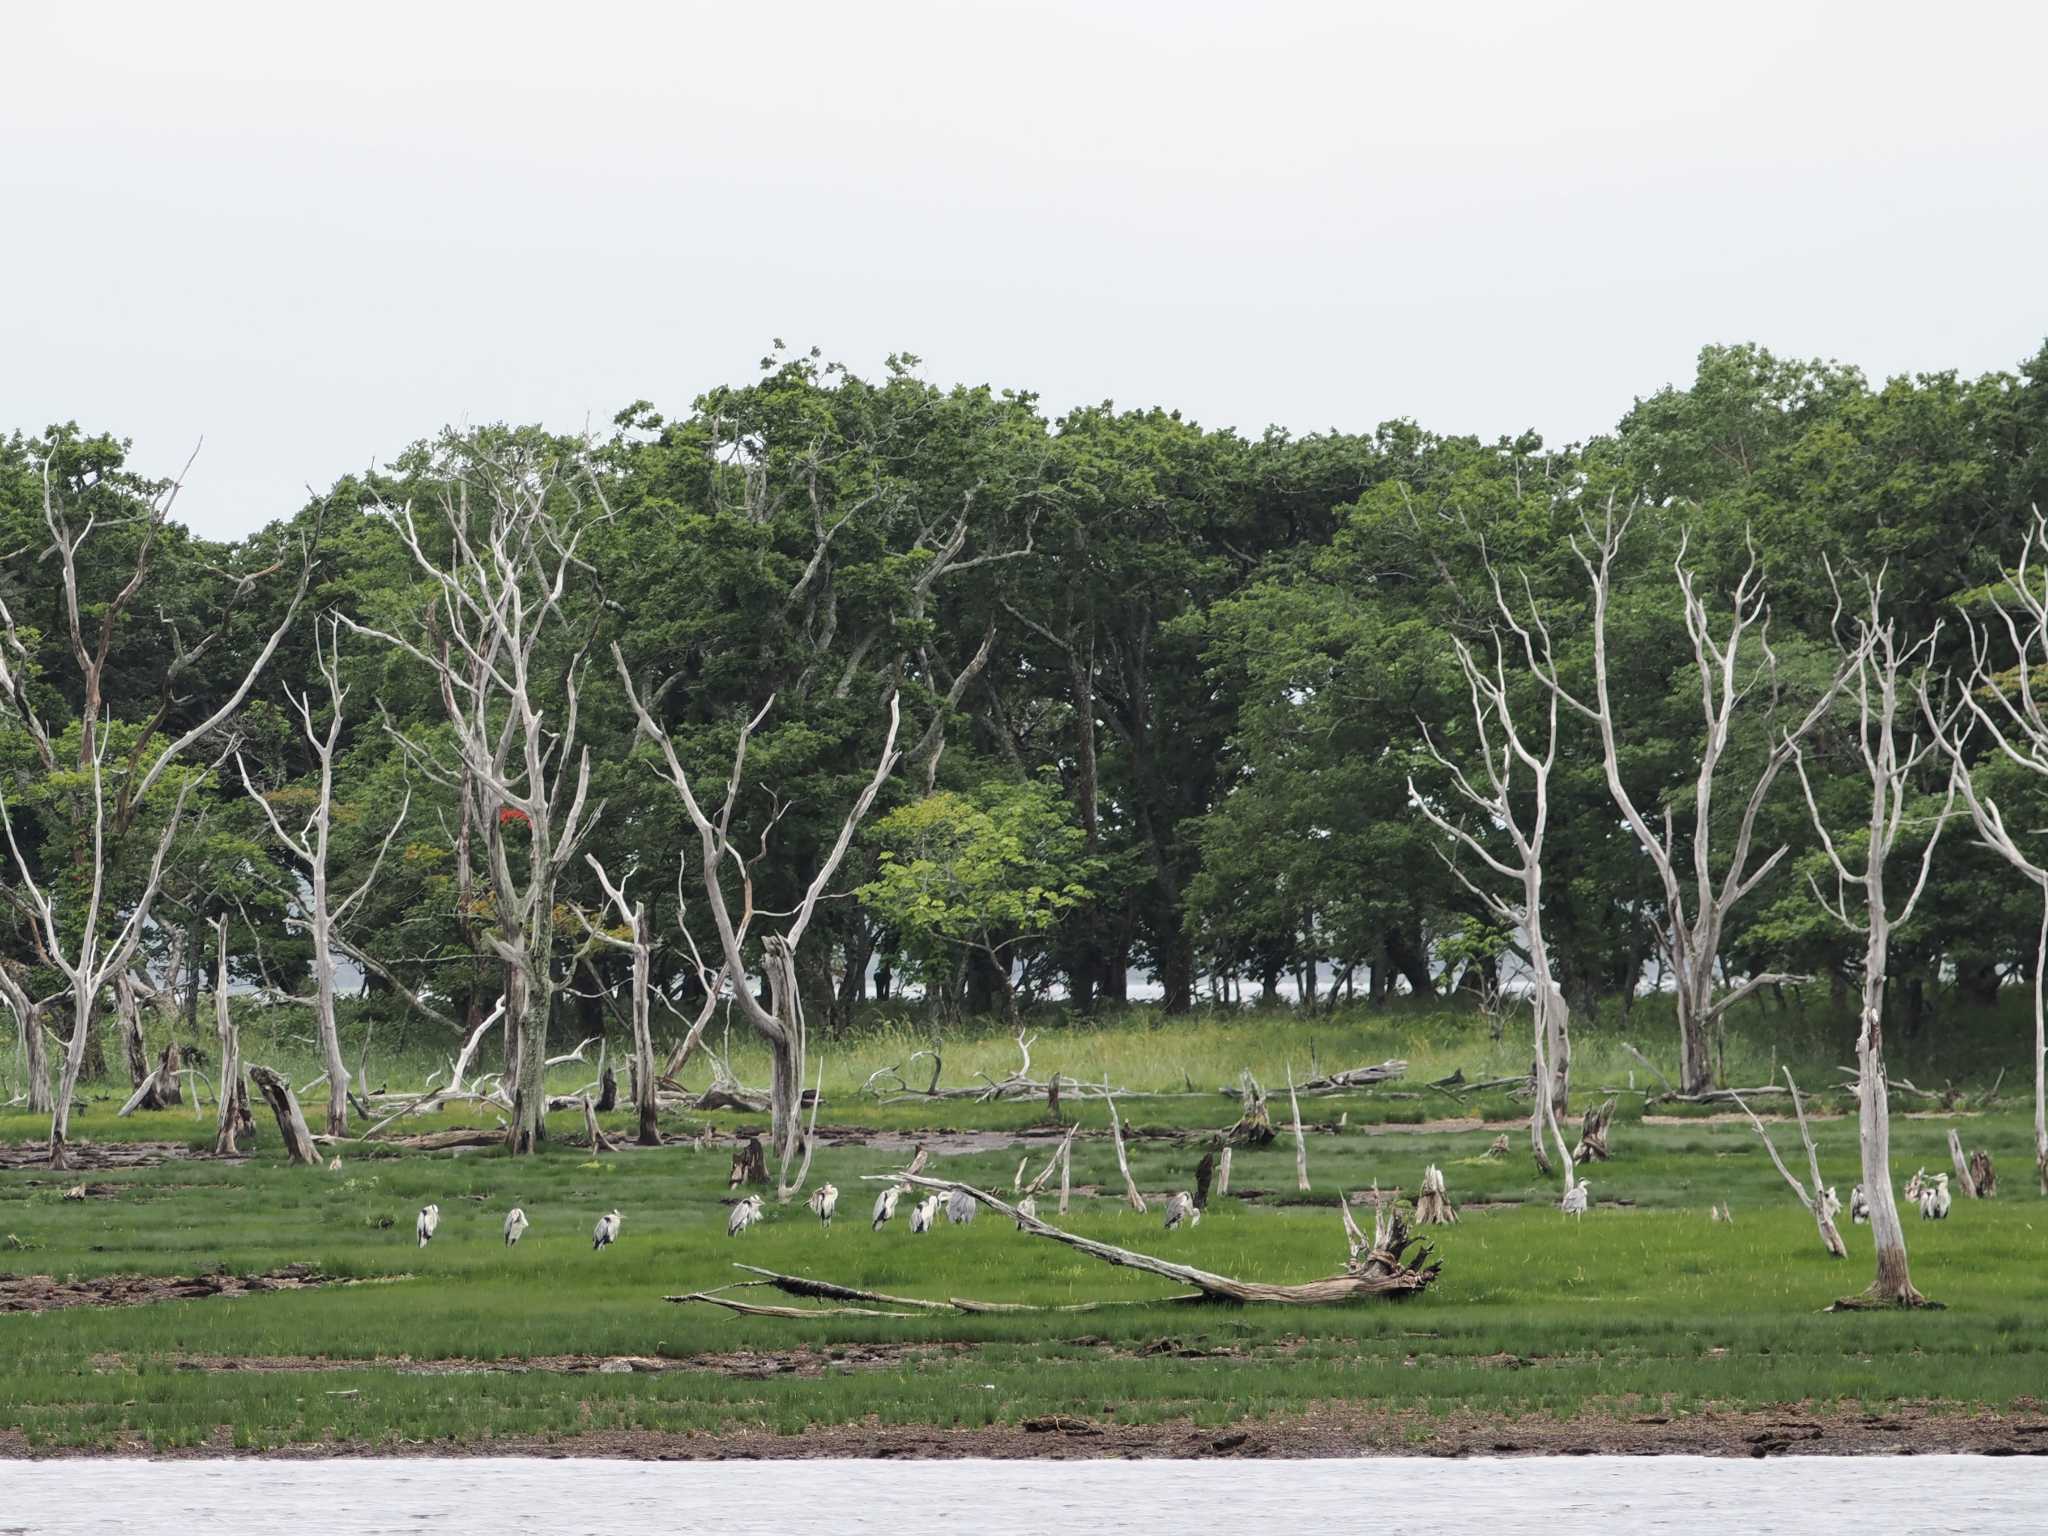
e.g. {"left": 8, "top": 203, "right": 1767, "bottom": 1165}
{"left": 0, "top": 1456, "right": 2040, "bottom": 1535}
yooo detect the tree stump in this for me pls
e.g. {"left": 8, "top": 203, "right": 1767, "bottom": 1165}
{"left": 1195, "top": 1148, "right": 1218, "bottom": 1210}
{"left": 1046, "top": 1074, "right": 1061, "bottom": 1124}
{"left": 1969, "top": 1147, "right": 1996, "bottom": 1198}
{"left": 247, "top": 1066, "right": 319, "bottom": 1166}
{"left": 596, "top": 1063, "right": 618, "bottom": 1114}
{"left": 145, "top": 1041, "right": 183, "bottom": 1109}
{"left": 1413, "top": 1164, "right": 1457, "bottom": 1225}
{"left": 1571, "top": 1096, "right": 1616, "bottom": 1164}
{"left": 1226, "top": 1070, "right": 1275, "bottom": 1147}
{"left": 729, "top": 1134, "right": 769, "bottom": 1189}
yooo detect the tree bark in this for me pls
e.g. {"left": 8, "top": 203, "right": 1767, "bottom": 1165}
{"left": 247, "top": 1065, "right": 319, "bottom": 1165}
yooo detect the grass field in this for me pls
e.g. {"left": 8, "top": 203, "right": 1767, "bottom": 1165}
{"left": 2, "top": 1001, "right": 2045, "bottom": 1455}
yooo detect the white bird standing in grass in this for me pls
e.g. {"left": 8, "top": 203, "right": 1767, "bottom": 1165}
{"left": 808, "top": 1183, "right": 839, "bottom": 1229}
{"left": 502, "top": 1207, "right": 529, "bottom": 1246}
{"left": 1920, "top": 1173, "right": 1951, "bottom": 1220}
{"left": 1850, "top": 1184, "right": 1869, "bottom": 1224}
{"left": 1163, "top": 1191, "right": 1200, "bottom": 1231}
{"left": 1015, "top": 1194, "right": 1038, "bottom": 1228}
{"left": 416, "top": 1204, "right": 440, "bottom": 1247}
{"left": 871, "top": 1184, "right": 903, "bottom": 1231}
{"left": 727, "top": 1195, "right": 764, "bottom": 1237}
{"left": 592, "top": 1209, "right": 622, "bottom": 1250}
{"left": 1561, "top": 1182, "right": 1590, "bottom": 1220}
{"left": 945, "top": 1188, "right": 976, "bottom": 1226}
{"left": 909, "top": 1194, "right": 939, "bottom": 1233}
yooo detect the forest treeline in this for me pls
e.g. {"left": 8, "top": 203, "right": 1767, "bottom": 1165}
{"left": 6, "top": 340, "right": 2048, "bottom": 1138}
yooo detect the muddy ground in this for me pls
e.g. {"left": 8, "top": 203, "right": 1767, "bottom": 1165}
{"left": 0, "top": 1264, "right": 336, "bottom": 1313}
{"left": 3, "top": 1402, "right": 2044, "bottom": 1460}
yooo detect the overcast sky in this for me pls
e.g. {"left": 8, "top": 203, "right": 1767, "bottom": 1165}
{"left": 6, "top": 1, "right": 2045, "bottom": 540}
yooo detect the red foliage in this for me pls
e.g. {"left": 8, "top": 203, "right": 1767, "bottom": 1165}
{"left": 498, "top": 806, "right": 530, "bottom": 829}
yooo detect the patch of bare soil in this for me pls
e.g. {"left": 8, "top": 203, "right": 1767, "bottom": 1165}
{"left": 5, "top": 1403, "right": 2044, "bottom": 1460}
{"left": 138, "top": 1343, "right": 964, "bottom": 1379}
{"left": 0, "top": 1141, "right": 240, "bottom": 1171}
{"left": 0, "top": 1264, "right": 334, "bottom": 1314}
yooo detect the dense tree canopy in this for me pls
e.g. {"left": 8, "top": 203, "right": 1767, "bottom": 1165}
{"left": 7, "top": 337, "right": 2048, "bottom": 1107}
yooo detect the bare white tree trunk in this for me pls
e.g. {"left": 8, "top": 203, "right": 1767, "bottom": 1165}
{"left": 583, "top": 861, "right": 661, "bottom": 1147}
{"left": 343, "top": 444, "right": 603, "bottom": 1155}
{"left": 1519, "top": 503, "right": 1847, "bottom": 1095}
{"left": 211, "top": 919, "right": 251, "bottom": 1157}
{"left": 1, "top": 964, "right": 52, "bottom": 1116}
{"left": 1929, "top": 512, "right": 2048, "bottom": 1195}
{"left": 1798, "top": 580, "right": 1951, "bottom": 1305}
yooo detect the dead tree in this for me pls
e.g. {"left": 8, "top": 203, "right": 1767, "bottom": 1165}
{"left": 1225, "top": 1069, "right": 1274, "bottom": 1146}
{"left": 210, "top": 919, "right": 253, "bottom": 1155}
{"left": 880, "top": 1174, "right": 1440, "bottom": 1305}
{"left": 1945, "top": 1128, "right": 1991, "bottom": 1199}
{"left": 1571, "top": 1097, "right": 1617, "bottom": 1164}
{"left": 728, "top": 1134, "right": 770, "bottom": 1188}
{"left": 581, "top": 858, "right": 661, "bottom": 1146}
{"left": 0, "top": 961, "right": 52, "bottom": 1115}
{"left": 1413, "top": 1164, "right": 1457, "bottom": 1225}
{"left": 0, "top": 441, "right": 309, "bottom": 1168}
{"left": 247, "top": 1065, "right": 319, "bottom": 1165}
{"left": 1928, "top": 512, "right": 2048, "bottom": 1195}
{"left": 1106, "top": 1087, "right": 1146, "bottom": 1212}
{"left": 1798, "top": 587, "right": 1953, "bottom": 1306}
{"left": 1286, "top": 1063, "right": 1311, "bottom": 1192}
{"left": 1410, "top": 616, "right": 1576, "bottom": 1186}
{"left": 237, "top": 621, "right": 408, "bottom": 1138}
{"left": 342, "top": 442, "right": 604, "bottom": 1154}
{"left": 1733, "top": 1073, "right": 1847, "bottom": 1258}
{"left": 1518, "top": 502, "right": 1849, "bottom": 1096}
{"left": 617, "top": 657, "right": 900, "bottom": 1182}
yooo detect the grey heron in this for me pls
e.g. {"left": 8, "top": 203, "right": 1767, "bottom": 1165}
{"left": 416, "top": 1203, "right": 440, "bottom": 1247}
{"left": 871, "top": 1184, "right": 903, "bottom": 1230}
{"left": 1163, "top": 1191, "right": 1199, "bottom": 1231}
{"left": 727, "top": 1195, "right": 764, "bottom": 1237}
{"left": 1849, "top": 1184, "right": 1869, "bottom": 1224}
{"left": 909, "top": 1194, "right": 939, "bottom": 1233}
{"left": 945, "top": 1188, "right": 976, "bottom": 1225}
{"left": 592, "top": 1209, "right": 622, "bottom": 1250}
{"left": 502, "top": 1207, "right": 529, "bottom": 1246}
{"left": 1560, "top": 1182, "right": 1590, "bottom": 1219}
{"left": 1015, "top": 1194, "right": 1038, "bottom": 1228}
{"left": 808, "top": 1183, "right": 839, "bottom": 1228}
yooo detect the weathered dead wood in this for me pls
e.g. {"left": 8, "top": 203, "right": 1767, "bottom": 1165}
{"left": 1226, "top": 1069, "right": 1274, "bottom": 1147}
{"left": 881, "top": 1175, "right": 1441, "bottom": 1305}
{"left": 1413, "top": 1164, "right": 1457, "bottom": 1225}
{"left": 377, "top": 1127, "right": 505, "bottom": 1152}
{"left": 669, "top": 1291, "right": 920, "bottom": 1319}
{"left": 1732, "top": 1075, "right": 1845, "bottom": 1258}
{"left": 1058, "top": 1133, "right": 1072, "bottom": 1214}
{"left": 1105, "top": 1089, "right": 1146, "bottom": 1212}
{"left": 1946, "top": 1127, "right": 1984, "bottom": 1198}
{"left": 1023, "top": 1126, "right": 1079, "bottom": 1199}
{"left": 1969, "top": 1146, "right": 1996, "bottom": 1198}
{"left": 728, "top": 1134, "right": 769, "bottom": 1189}
{"left": 1195, "top": 1147, "right": 1219, "bottom": 1209}
{"left": 247, "top": 1066, "right": 319, "bottom": 1166}
{"left": 1571, "top": 1096, "right": 1617, "bottom": 1164}
{"left": 1215, "top": 1145, "right": 1231, "bottom": 1198}
{"left": 1287, "top": 1064, "right": 1311, "bottom": 1192}
{"left": 596, "top": 1064, "right": 618, "bottom": 1114}
{"left": 582, "top": 1095, "right": 620, "bottom": 1154}
{"left": 667, "top": 1265, "right": 1110, "bottom": 1318}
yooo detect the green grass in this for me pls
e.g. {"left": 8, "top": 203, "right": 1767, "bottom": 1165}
{"left": 3, "top": 1002, "right": 2044, "bottom": 1451}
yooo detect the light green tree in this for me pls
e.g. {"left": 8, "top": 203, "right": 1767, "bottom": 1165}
{"left": 858, "top": 778, "right": 1098, "bottom": 1025}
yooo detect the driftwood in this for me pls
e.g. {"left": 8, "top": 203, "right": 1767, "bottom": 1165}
{"left": 883, "top": 1174, "right": 1440, "bottom": 1306}
{"left": 1221, "top": 1059, "right": 1407, "bottom": 1099}
{"left": 247, "top": 1066, "right": 319, "bottom": 1166}
{"left": 668, "top": 1264, "right": 1105, "bottom": 1317}
{"left": 1287, "top": 1064, "right": 1311, "bottom": 1192}
{"left": 1105, "top": 1089, "right": 1146, "bottom": 1212}
{"left": 1226, "top": 1070, "right": 1274, "bottom": 1147}
{"left": 729, "top": 1134, "right": 769, "bottom": 1189}
{"left": 1413, "top": 1164, "right": 1457, "bottom": 1225}
{"left": 1733, "top": 1072, "right": 1846, "bottom": 1258}
{"left": 1571, "top": 1096, "right": 1617, "bottom": 1164}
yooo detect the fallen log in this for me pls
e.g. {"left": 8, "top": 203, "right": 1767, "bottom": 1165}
{"left": 247, "top": 1065, "right": 319, "bottom": 1166}
{"left": 878, "top": 1174, "right": 1441, "bottom": 1305}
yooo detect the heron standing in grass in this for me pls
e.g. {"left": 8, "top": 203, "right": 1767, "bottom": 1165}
{"left": 1163, "top": 1191, "right": 1199, "bottom": 1231}
{"left": 592, "top": 1209, "right": 622, "bottom": 1250}
{"left": 871, "top": 1184, "right": 903, "bottom": 1231}
{"left": 503, "top": 1207, "right": 529, "bottom": 1246}
{"left": 945, "top": 1188, "right": 976, "bottom": 1226}
{"left": 416, "top": 1203, "right": 440, "bottom": 1247}
{"left": 727, "top": 1195, "right": 764, "bottom": 1237}
{"left": 909, "top": 1194, "right": 939, "bottom": 1233}
{"left": 1920, "top": 1173, "right": 1951, "bottom": 1220}
{"left": 1850, "top": 1184, "right": 1869, "bottom": 1224}
{"left": 1015, "top": 1194, "right": 1037, "bottom": 1228}
{"left": 808, "top": 1183, "right": 839, "bottom": 1229}
{"left": 1561, "top": 1182, "right": 1590, "bottom": 1220}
